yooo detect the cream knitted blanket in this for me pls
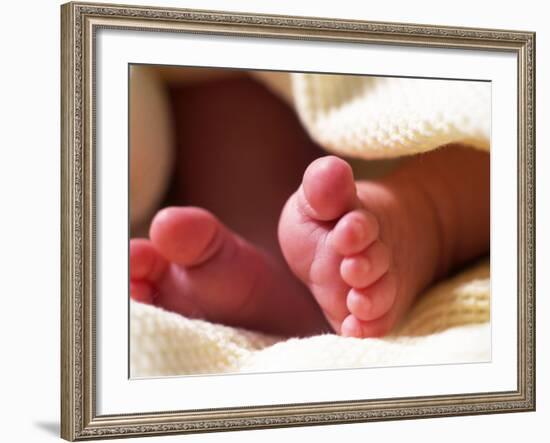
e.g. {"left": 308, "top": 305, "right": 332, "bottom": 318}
{"left": 131, "top": 260, "right": 489, "bottom": 376}
{"left": 130, "top": 71, "right": 491, "bottom": 377}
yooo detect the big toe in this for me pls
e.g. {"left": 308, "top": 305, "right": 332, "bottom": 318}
{"left": 149, "top": 206, "right": 222, "bottom": 267}
{"left": 300, "top": 156, "right": 359, "bottom": 221}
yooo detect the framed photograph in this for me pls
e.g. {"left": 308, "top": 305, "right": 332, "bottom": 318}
{"left": 61, "top": 1, "right": 535, "bottom": 440}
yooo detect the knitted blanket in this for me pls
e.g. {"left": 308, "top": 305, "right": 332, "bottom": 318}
{"left": 131, "top": 260, "right": 489, "bottom": 376}
{"left": 130, "top": 71, "right": 491, "bottom": 377}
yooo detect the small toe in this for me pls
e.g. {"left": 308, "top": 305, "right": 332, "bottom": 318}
{"left": 341, "top": 313, "right": 395, "bottom": 338}
{"left": 299, "top": 156, "right": 359, "bottom": 221}
{"left": 129, "top": 238, "right": 168, "bottom": 282}
{"left": 340, "top": 240, "right": 391, "bottom": 288}
{"left": 340, "top": 255, "right": 371, "bottom": 288}
{"left": 329, "top": 210, "right": 379, "bottom": 256}
{"left": 129, "top": 239, "right": 167, "bottom": 304}
{"left": 346, "top": 272, "right": 397, "bottom": 322}
{"left": 340, "top": 314, "right": 364, "bottom": 338}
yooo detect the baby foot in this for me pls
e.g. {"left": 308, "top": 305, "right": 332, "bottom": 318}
{"left": 130, "top": 206, "right": 329, "bottom": 336}
{"left": 279, "top": 156, "right": 437, "bottom": 338}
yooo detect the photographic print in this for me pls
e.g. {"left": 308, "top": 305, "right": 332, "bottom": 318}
{"left": 60, "top": 2, "right": 535, "bottom": 440}
{"left": 129, "top": 65, "right": 492, "bottom": 377}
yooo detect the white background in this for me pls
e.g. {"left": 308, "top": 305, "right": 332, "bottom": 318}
{"left": 0, "top": 0, "right": 546, "bottom": 442}
{"left": 97, "top": 29, "right": 516, "bottom": 414}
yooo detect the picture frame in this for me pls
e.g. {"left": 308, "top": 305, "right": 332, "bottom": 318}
{"left": 60, "top": 1, "right": 536, "bottom": 440}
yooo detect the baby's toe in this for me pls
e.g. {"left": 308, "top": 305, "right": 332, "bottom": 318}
{"left": 340, "top": 312, "right": 395, "bottom": 338}
{"left": 130, "top": 281, "right": 155, "bottom": 304}
{"left": 130, "top": 239, "right": 168, "bottom": 282}
{"left": 129, "top": 239, "right": 168, "bottom": 303}
{"left": 340, "top": 240, "right": 390, "bottom": 288}
{"left": 150, "top": 206, "right": 223, "bottom": 267}
{"left": 299, "top": 156, "right": 359, "bottom": 221}
{"left": 346, "top": 272, "right": 397, "bottom": 322}
{"left": 329, "top": 209, "right": 379, "bottom": 256}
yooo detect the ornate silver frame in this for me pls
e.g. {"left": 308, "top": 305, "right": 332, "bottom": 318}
{"left": 60, "top": 2, "right": 536, "bottom": 440}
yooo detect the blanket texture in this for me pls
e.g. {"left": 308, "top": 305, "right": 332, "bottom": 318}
{"left": 130, "top": 71, "right": 491, "bottom": 377}
{"left": 253, "top": 72, "right": 490, "bottom": 158}
{"left": 131, "top": 260, "right": 489, "bottom": 376}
